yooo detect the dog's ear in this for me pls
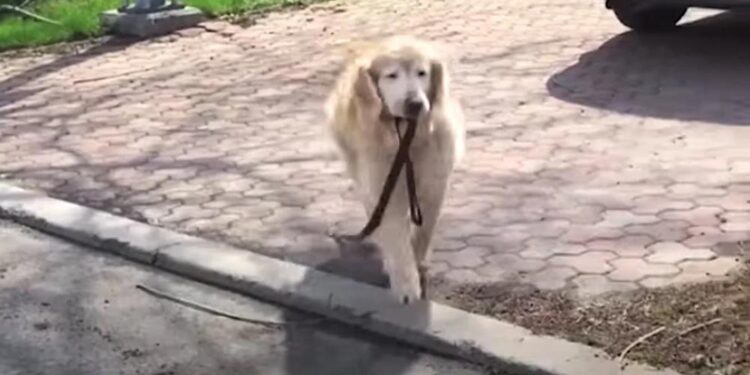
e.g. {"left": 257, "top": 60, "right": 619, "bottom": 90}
{"left": 428, "top": 61, "right": 446, "bottom": 107}
{"left": 354, "top": 66, "right": 380, "bottom": 105}
{"left": 353, "top": 66, "right": 385, "bottom": 121}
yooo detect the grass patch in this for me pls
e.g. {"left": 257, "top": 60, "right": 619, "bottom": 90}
{"left": 0, "top": 0, "right": 114, "bottom": 50}
{"left": 0, "top": 0, "right": 307, "bottom": 51}
{"left": 189, "top": 0, "right": 305, "bottom": 17}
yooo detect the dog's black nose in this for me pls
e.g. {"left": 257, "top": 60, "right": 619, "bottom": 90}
{"left": 404, "top": 99, "right": 424, "bottom": 119}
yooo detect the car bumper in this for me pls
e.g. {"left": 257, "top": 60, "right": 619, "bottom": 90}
{"left": 607, "top": 0, "right": 750, "bottom": 10}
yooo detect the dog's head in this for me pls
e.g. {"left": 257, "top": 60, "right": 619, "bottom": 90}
{"left": 351, "top": 36, "right": 448, "bottom": 121}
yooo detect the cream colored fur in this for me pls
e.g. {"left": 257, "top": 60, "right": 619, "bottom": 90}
{"left": 325, "top": 35, "right": 465, "bottom": 304}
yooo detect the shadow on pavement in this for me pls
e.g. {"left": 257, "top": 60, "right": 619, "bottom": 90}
{"left": 547, "top": 10, "right": 750, "bottom": 125}
{"left": 0, "top": 38, "right": 136, "bottom": 114}
{"left": 314, "top": 240, "right": 389, "bottom": 287}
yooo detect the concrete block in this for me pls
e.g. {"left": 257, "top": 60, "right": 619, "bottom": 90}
{"left": 101, "top": 7, "right": 205, "bottom": 38}
{"left": 0, "top": 183, "right": 194, "bottom": 264}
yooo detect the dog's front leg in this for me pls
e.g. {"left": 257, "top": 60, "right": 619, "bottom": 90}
{"left": 372, "top": 213, "right": 421, "bottom": 304}
{"left": 367, "top": 175, "right": 421, "bottom": 304}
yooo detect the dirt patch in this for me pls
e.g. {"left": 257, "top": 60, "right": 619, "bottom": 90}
{"left": 435, "top": 269, "right": 750, "bottom": 375}
{"left": 0, "top": 36, "right": 114, "bottom": 60}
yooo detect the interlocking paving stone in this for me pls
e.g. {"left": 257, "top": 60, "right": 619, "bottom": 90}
{"left": 1, "top": 1, "right": 747, "bottom": 299}
{"left": 645, "top": 242, "right": 717, "bottom": 264}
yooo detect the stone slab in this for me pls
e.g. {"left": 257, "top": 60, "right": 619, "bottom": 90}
{"left": 100, "top": 7, "right": 205, "bottom": 38}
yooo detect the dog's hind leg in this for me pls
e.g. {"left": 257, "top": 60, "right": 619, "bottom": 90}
{"left": 411, "top": 177, "right": 448, "bottom": 298}
{"left": 411, "top": 182, "right": 447, "bottom": 266}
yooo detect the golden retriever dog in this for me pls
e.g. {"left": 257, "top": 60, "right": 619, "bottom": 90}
{"left": 325, "top": 35, "right": 465, "bottom": 304}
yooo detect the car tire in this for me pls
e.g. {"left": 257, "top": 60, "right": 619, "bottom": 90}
{"left": 613, "top": 4, "right": 687, "bottom": 32}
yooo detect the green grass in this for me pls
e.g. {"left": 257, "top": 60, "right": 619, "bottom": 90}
{"left": 0, "top": 0, "right": 303, "bottom": 51}
{"left": 188, "top": 0, "right": 302, "bottom": 17}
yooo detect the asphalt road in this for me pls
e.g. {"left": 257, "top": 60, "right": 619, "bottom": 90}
{"left": 0, "top": 219, "right": 488, "bottom": 375}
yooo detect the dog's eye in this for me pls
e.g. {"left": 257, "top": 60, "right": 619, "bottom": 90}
{"left": 386, "top": 72, "right": 398, "bottom": 79}
{"left": 417, "top": 70, "right": 427, "bottom": 77}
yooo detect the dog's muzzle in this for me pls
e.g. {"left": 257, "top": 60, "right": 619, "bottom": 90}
{"left": 404, "top": 97, "right": 425, "bottom": 120}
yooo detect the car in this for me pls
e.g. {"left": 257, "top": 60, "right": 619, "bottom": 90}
{"left": 606, "top": 0, "right": 750, "bottom": 31}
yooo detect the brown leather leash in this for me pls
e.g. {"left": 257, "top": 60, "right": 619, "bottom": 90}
{"left": 334, "top": 117, "right": 423, "bottom": 242}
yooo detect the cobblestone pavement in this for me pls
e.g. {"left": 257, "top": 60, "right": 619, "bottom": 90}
{"left": 1, "top": 1, "right": 749, "bottom": 298}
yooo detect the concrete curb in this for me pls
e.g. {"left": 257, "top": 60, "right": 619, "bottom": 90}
{"left": 0, "top": 182, "right": 682, "bottom": 375}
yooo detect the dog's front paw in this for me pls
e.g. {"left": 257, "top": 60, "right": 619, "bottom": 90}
{"left": 390, "top": 272, "right": 422, "bottom": 305}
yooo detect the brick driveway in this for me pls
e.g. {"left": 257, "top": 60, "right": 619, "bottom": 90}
{"left": 1, "top": 1, "right": 749, "bottom": 298}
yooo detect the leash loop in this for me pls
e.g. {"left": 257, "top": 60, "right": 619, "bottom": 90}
{"left": 396, "top": 118, "right": 423, "bottom": 227}
{"left": 334, "top": 117, "right": 423, "bottom": 242}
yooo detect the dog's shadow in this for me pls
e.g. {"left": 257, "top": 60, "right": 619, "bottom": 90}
{"left": 315, "top": 236, "right": 441, "bottom": 303}
{"left": 282, "top": 239, "right": 443, "bottom": 375}
{"left": 315, "top": 238, "right": 390, "bottom": 288}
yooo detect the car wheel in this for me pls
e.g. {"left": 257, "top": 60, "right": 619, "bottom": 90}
{"left": 613, "top": 4, "right": 687, "bottom": 32}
